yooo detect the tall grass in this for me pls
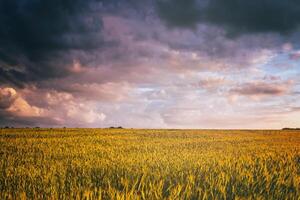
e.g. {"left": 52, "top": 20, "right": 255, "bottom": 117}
{"left": 0, "top": 128, "right": 299, "bottom": 199}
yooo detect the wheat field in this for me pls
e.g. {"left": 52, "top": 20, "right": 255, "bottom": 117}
{"left": 0, "top": 128, "right": 299, "bottom": 199}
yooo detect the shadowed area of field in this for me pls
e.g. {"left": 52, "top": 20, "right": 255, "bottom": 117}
{"left": 0, "top": 129, "right": 299, "bottom": 199}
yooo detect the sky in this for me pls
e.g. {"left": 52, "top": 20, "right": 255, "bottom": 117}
{"left": 0, "top": 0, "right": 300, "bottom": 129}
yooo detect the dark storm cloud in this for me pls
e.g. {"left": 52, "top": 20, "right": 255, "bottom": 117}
{"left": 0, "top": 0, "right": 111, "bottom": 87}
{"left": 156, "top": 0, "right": 202, "bottom": 28}
{"left": 156, "top": 0, "right": 300, "bottom": 34}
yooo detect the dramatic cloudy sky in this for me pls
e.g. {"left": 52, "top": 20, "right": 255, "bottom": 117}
{"left": 1, "top": 0, "right": 300, "bottom": 128}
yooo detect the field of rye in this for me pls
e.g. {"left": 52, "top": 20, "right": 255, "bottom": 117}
{"left": 0, "top": 128, "right": 300, "bottom": 199}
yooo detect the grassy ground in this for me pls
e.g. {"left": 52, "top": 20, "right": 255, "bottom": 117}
{"left": 0, "top": 128, "right": 299, "bottom": 199}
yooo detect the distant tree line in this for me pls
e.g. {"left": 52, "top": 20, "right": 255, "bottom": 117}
{"left": 109, "top": 126, "right": 123, "bottom": 129}
{"left": 2, "top": 126, "right": 13, "bottom": 129}
{"left": 282, "top": 128, "right": 300, "bottom": 130}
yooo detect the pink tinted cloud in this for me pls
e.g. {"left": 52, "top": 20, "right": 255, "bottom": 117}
{"left": 0, "top": 87, "right": 46, "bottom": 117}
{"left": 230, "top": 80, "right": 293, "bottom": 100}
{"left": 289, "top": 51, "right": 300, "bottom": 60}
{"left": 0, "top": 87, "right": 18, "bottom": 109}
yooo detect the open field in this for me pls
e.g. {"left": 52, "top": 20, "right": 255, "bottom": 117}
{"left": 0, "top": 128, "right": 300, "bottom": 199}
